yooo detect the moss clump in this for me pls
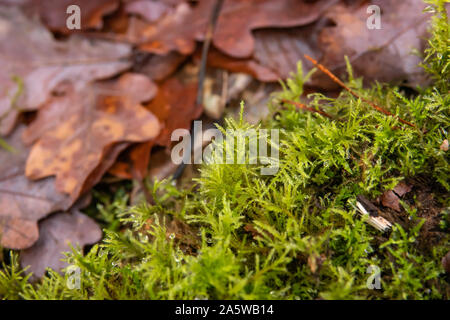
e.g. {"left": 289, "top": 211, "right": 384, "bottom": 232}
{"left": 1, "top": 0, "right": 449, "bottom": 300}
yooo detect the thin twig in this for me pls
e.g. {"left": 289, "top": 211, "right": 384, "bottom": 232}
{"left": 304, "top": 54, "right": 415, "bottom": 128}
{"left": 196, "top": 0, "right": 225, "bottom": 107}
{"left": 281, "top": 99, "right": 333, "bottom": 119}
{"left": 173, "top": 0, "right": 225, "bottom": 180}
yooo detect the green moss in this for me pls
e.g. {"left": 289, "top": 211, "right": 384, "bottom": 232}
{"left": 1, "top": 0, "right": 448, "bottom": 300}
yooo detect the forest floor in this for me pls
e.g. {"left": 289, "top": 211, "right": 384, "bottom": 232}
{"left": 0, "top": 0, "right": 449, "bottom": 300}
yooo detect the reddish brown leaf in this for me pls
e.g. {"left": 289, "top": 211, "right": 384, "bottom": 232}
{"left": 20, "top": 209, "right": 102, "bottom": 280}
{"left": 109, "top": 76, "right": 200, "bottom": 179}
{"left": 252, "top": 24, "right": 322, "bottom": 81}
{"left": 0, "top": 126, "right": 73, "bottom": 250}
{"left": 165, "top": 217, "right": 199, "bottom": 254}
{"left": 207, "top": 0, "right": 432, "bottom": 88}
{"left": 381, "top": 190, "right": 401, "bottom": 212}
{"left": 81, "top": 142, "right": 131, "bottom": 193}
{"left": 108, "top": 142, "right": 154, "bottom": 180}
{"left": 393, "top": 182, "right": 413, "bottom": 197}
{"left": 136, "top": 51, "right": 188, "bottom": 82}
{"left": 381, "top": 182, "right": 413, "bottom": 212}
{"left": 381, "top": 182, "right": 412, "bottom": 212}
{"left": 23, "top": 73, "right": 160, "bottom": 201}
{"left": 244, "top": 223, "right": 274, "bottom": 241}
{"left": 149, "top": 77, "right": 201, "bottom": 147}
{"left": 202, "top": 47, "right": 279, "bottom": 82}
{"left": 315, "top": 0, "right": 431, "bottom": 89}
{"left": 0, "top": 6, "right": 131, "bottom": 136}
{"left": 136, "top": 0, "right": 333, "bottom": 58}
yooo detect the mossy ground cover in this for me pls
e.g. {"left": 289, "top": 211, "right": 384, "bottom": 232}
{"left": 1, "top": 0, "right": 449, "bottom": 300}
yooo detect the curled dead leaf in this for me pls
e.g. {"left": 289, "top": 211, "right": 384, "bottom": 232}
{"left": 393, "top": 182, "right": 413, "bottom": 197}
{"left": 381, "top": 182, "right": 413, "bottom": 212}
{"left": 381, "top": 190, "right": 401, "bottom": 212}
{"left": 20, "top": 209, "right": 102, "bottom": 280}
{"left": 136, "top": 0, "right": 333, "bottom": 58}
{"left": 0, "top": 126, "right": 73, "bottom": 250}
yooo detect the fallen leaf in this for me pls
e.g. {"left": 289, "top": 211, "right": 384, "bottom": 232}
{"left": 381, "top": 190, "right": 401, "bottom": 212}
{"left": 0, "top": 6, "right": 131, "bottom": 135}
{"left": 205, "top": 0, "right": 432, "bottom": 88}
{"left": 202, "top": 47, "right": 279, "bottom": 82}
{"left": 393, "top": 182, "right": 412, "bottom": 197}
{"left": 20, "top": 209, "right": 102, "bottom": 280}
{"left": 109, "top": 75, "right": 200, "bottom": 179}
{"left": 136, "top": 0, "right": 334, "bottom": 58}
{"left": 134, "top": 51, "right": 187, "bottom": 82}
{"left": 380, "top": 181, "right": 413, "bottom": 212}
{"left": 149, "top": 77, "right": 201, "bottom": 147}
{"left": 23, "top": 73, "right": 160, "bottom": 201}
{"left": 81, "top": 142, "right": 131, "bottom": 192}
{"left": 315, "top": 0, "right": 431, "bottom": 89}
{"left": 0, "top": 126, "right": 73, "bottom": 250}
{"left": 251, "top": 24, "right": 322, "bottom": 81}
{"left": 108, "top": 142, "right": 154, "bottom": 180}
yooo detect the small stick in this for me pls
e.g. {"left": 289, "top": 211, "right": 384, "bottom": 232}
{"left": 172, "top": 0, "right": 225, "bottom": 180}
{"left": 356, "top": 195, "right": 392, "bottom": 232}
{"left": 282, "top": 99, "right": 333, "bottom": 119}
{"left": 304, "top": 55, "right": 415, "bottom": 128}
{"left": 196, "top": 0, "right": 225, "bottom": 107}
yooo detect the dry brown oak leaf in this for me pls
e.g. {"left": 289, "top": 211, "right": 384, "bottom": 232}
{"left": 0, "top": 6, "right": 131, "bottom": 136}
{"left": 20, "top": 209, "right": 102, "bottom": 280}
{"left": 23, "top": 73, "right": 160, "bottom": 201}
{"left": 206, "top": 0, "right": 432, "bottom": 88}
{"left": 0, "top": 126, "right": 73, "bottom": 250}
{"left": 134, "top": 51, "right": 187, "bottom": 82}
{"left": 202, "top": 23, "right": 320, "bottom": 82}
{"left": 314, "top": 0, "right": 431, "bottom": 89}
{"left": 135, "top": 0, "right": 335, "bottom": 58}
{"left": 381, "top": 182, "right": 413, "bottom": 212}
{"left": 200, "top": 46, "right": 279, "bottom": 82}
{"left": 109, "top": 76, "right": 200, "bottom": 179}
